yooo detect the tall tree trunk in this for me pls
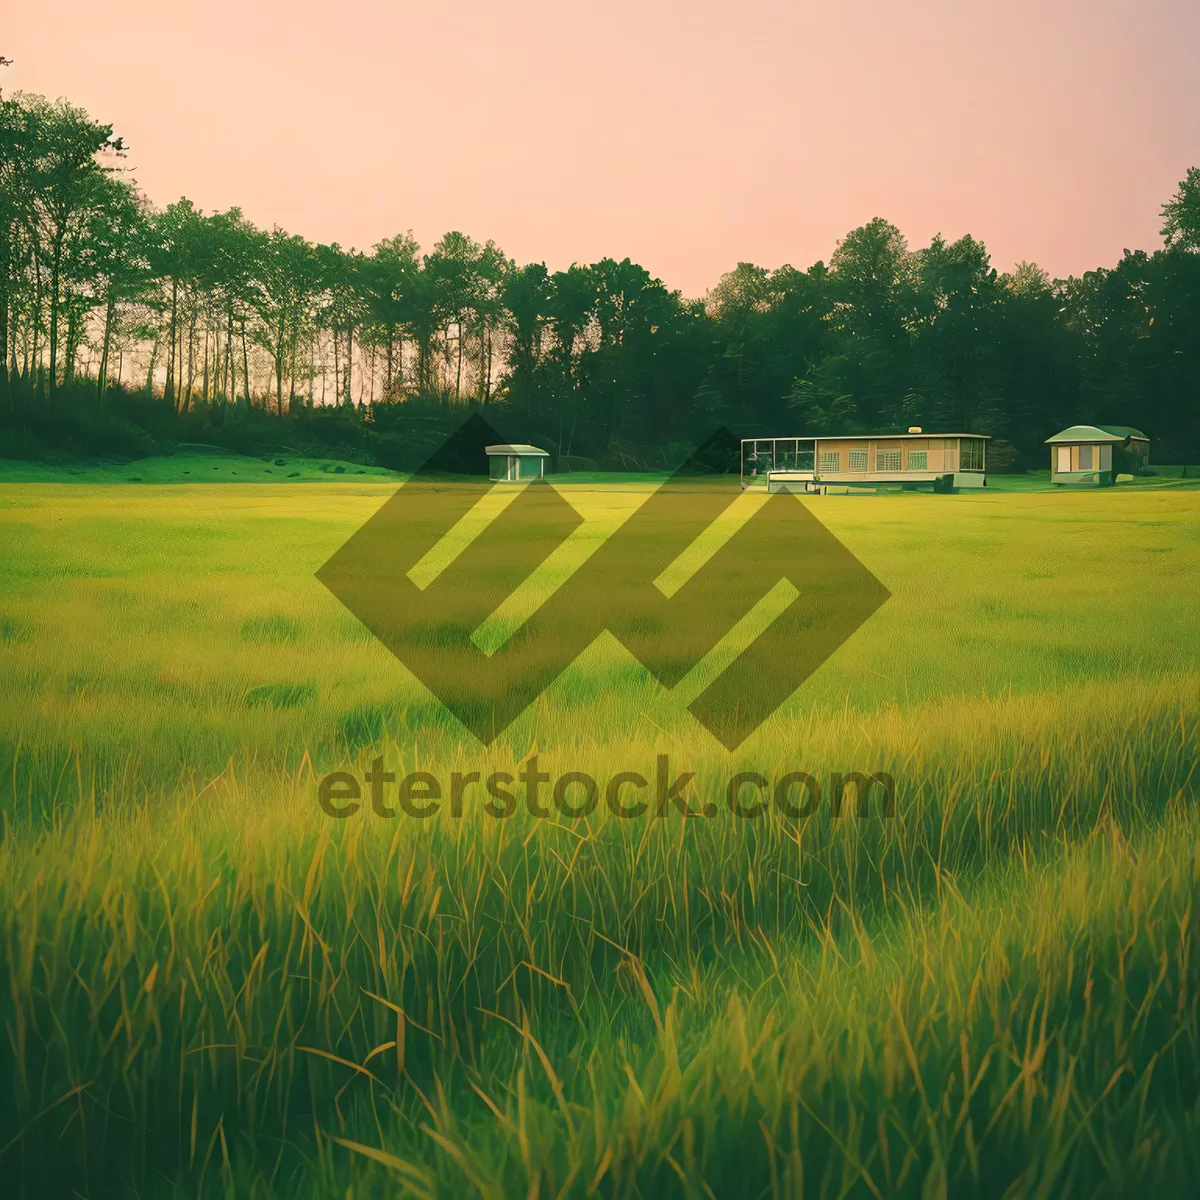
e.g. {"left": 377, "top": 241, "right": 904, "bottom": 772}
{"left": 418, "top": 330, "right": 433, "bottom": 394}
{"left": 214, "top": 329, "right": 223, "bottom": 408}
{"left": 332, "top": 326, "right": 340, "bottom": 406}
{"left": 64, "top": 304, "right": 79, "bottom": 385}
{"left": 166, "top": 278, "right": 178, "bottom": 404}
{"left": 0, "top": 224, "right": 10, "bottom": 413}
{"left": 484, "top": 321, "right": 493, "bottom": 405}
{"left": 275, "top": 339, "right": 284, "bottom": 417}
{"left": 29, "top": 247, "right": 43, "bottom": 390}
{"left": 48, "top": 233, "right": 64, "bottom": 403}
{"left": 288, "top": 314, "right": 298, "bottom": 412}
{"left": 479, "top": 313, "right": 488, "bottom": 404}
{"left": 97, "top": 295, "right": 115, "bottom": 404}
{"left": 240, "top": 320, "right": 252, "bottom": 408}
{"left": 201, "top": 323, "right": 210, "bottom": 405}
{"left": 455, "top": 317, "right": 463, "bottom": 400}
{"left": 184, "top": 310, "right": 197, "bottom": 412}
{"left": 226, "top": 311, "right": 234, "bottom": 408}
{"left": 178, "top": 304, "right": 188, "bottom": 412}
{"left": 345, "top": 325, "right": 353, "bottom": 407}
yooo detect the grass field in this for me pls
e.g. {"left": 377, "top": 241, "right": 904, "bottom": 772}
{"left": 0, "top": 449, "right": 402, "bottom": 484}
{"left": 0, "top": 459, "right": 1198, "bottom": 1198}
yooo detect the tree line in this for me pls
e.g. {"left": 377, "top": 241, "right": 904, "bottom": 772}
{"left": 2, "top": 76, "right": 1198, "bottom": 471}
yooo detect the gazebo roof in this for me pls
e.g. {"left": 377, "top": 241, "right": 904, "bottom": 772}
{"left": 485, "top": 444, "right": 549, "bottom": 456}
{"left": 1044, "top": 425, "right": 1148, "bottom": 444}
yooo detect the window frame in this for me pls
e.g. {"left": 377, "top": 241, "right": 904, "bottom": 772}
{"left": 960, "top": 439, "right": 985, "bottom": 472}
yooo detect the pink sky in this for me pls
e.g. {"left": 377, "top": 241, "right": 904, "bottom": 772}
{"left": 7, "top": 0, "right": 1199, "bottom": 297}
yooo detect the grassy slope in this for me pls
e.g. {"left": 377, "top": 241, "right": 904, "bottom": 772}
{"left": 0, "top": 450, "right": 402, "bottom": 483}
{"left": 0, "top": 480, "right": 1197, "bottom": 1197}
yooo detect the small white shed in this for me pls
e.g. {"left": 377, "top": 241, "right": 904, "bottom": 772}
{"left": 486, "top": 444, "right": 549, "bottom": 481}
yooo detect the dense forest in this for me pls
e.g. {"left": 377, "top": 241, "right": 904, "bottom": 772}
{"left": 2, "top": 75, "right": 1198, "bottom": 472}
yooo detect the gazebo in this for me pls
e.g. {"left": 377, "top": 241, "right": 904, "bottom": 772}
{"left": 1045, "top": 425, "right": 1149, "bottom": 486}
{"left": 486, "top": 444, "right": 550, "bottom": 481}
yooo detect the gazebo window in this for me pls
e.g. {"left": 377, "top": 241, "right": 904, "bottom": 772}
{"left": 876, "top": 450, "right": 902, "bottom": 471}
{"left": 907, "top": 450, "right": 927, "bottom": 470}
{"left": 1078, "top": 445, "right": 1094, "bottom": 470}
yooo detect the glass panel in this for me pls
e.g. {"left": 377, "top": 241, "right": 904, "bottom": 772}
{"left": 960, "top": 440, "right": 985, "bottom": 471}
{"left": 907, "top": 451, "right": 927, "bottom": 470}
{"left": 1078, "top": 445, "right": 1093, "bottom": 470}
{"left": 848, "top": 450, "right": 868, "bottom": 471}
{"left": 819, "top": 451, "right": 841, "bottom": 472}
{"left": 876, "top": 450, "right": 902, "bottom": 471}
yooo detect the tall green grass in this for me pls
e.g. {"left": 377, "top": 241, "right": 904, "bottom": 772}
{"left": 0, "top": 481, "right": 1197, "bottom": 1196}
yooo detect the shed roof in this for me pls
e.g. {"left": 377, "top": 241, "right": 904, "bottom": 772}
{"left": 1044, "top": 425, "right": 1148, "bottom": 444}
{"left": 485, "top": 444, "right": 550, "bottom": 456}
